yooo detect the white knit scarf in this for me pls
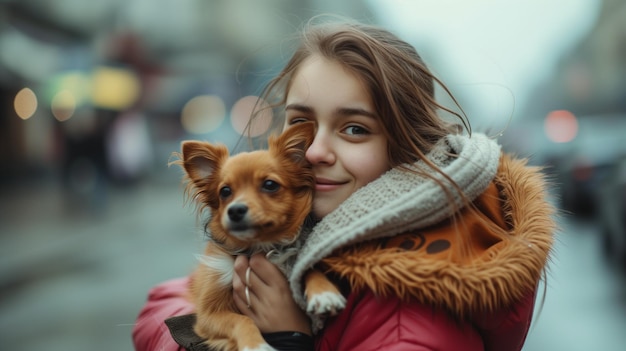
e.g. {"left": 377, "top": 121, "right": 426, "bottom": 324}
{"left": 288, "top": 132, "right": 501, "bottom": 321}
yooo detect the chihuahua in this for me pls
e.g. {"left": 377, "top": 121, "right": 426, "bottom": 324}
{"left": 174, "top": 122, "right": 345, "bottom": 351}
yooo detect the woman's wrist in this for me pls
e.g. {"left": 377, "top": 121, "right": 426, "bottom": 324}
{"left": 262, "top": 331, "right": 314, "bottom": 351}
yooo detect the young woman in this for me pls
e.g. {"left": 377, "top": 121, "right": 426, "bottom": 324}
{"left": 133, "top": 19, "right": 556, "bottom": 351}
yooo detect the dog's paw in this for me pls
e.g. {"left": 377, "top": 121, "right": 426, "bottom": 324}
{"left": 242, "top": 344, "right": 276, "bottom": 351}
{"left": 306, "top": 291, "right": 346, "bottom": 316}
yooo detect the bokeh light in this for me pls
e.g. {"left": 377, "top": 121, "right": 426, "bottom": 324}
{"left": 14, "top": 87, "right": 38, "bottom": 120}
{"left": 91, "top": 66, "right": 141, "bottom": 110}
{"left": 544, "top": 109, "right": 578, "bottom": 143}
{"left": 181, "top": 95, "right": 226, "bottom": 134}
{"left": 44, "top": 71, "right": 91, "bottom": 107}
{"left": 51, "top": 90, "right": 77, "bottom": 122}
{"left": 231, "top": 95, "right": 273, "bottom": 137}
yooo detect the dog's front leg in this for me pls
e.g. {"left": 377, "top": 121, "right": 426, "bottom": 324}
{"left": 304, "top": 269, "right": 346, "bottom": 316}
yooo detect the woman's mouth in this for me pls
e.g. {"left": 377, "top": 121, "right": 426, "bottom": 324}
{"left": 315, "top": 177, "right": 346, "bottom": 191}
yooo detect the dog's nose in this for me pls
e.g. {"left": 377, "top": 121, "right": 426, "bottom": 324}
{"left": 227, "top": 204, "right": 248, "bottom": 222}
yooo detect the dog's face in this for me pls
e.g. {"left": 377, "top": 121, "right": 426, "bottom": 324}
{"left": 178, "top": 123, "right": 315, "bottom": 247}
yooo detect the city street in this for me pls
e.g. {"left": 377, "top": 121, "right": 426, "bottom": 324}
{"left": 1, "top": 175, "right": 625, "bottom": 351}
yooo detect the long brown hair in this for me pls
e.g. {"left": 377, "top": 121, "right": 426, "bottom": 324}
{"left": 257, "top": 19, "right": 470, "bottom": 168}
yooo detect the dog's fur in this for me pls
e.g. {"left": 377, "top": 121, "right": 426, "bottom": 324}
{"left": 173, "top": 123, "right": 344, "bottom": 351}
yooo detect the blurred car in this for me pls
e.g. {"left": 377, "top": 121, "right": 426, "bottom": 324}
{"left": 546, "top": 113, "right": 626, "bottom": 217}
{"left": 503, "top": 112, "right": 626, "bottom": 221}
{"left": 555, "top": 142, "right": 617, "bottom": 217}
{"left": 598, "top": 155, "right": 626, "bottom": 272}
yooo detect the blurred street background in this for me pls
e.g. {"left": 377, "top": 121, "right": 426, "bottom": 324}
{"left": 1, "top": 0, "right": 625, "bottom": 350}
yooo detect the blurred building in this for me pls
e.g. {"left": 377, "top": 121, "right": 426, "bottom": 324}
{"left": 528, "top": 0, "right": 626, "bottom": 117}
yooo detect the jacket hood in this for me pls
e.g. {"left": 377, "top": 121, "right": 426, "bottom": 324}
{"left": 320, "top": 154, "right": 556, "bottom": 315}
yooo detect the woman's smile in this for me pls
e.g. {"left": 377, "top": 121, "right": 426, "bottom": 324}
{"left": 314, "top": 177, "right": 348, "bottom": 192}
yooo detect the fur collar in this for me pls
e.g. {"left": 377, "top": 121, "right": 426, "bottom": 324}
{"left": 309, "top": 155, "right": 555, "bottom": 318}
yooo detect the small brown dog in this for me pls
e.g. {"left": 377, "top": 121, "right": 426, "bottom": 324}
{"left": 173, "top": 122, "right": 344, "bottom": 351}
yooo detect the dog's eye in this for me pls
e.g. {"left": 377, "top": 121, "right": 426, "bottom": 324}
{"left": 261, "top": 180, "right": 280, "bottom": 193}
{"left": 219, "top": 186, "right": 232, "bottom": 199}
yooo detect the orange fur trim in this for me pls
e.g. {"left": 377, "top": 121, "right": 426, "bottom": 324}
{"left": 321, "top": 154, "right": 556, "bottom": 315}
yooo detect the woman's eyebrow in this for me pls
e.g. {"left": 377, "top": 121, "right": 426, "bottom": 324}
{"left": 336, "top": 107, "right": 376, "bottom": 119}
{"left": 285, "top": 104, "right": 376, "bottom": 119}
{"left": 285, "top": 103, "right": 313, "bottom": 114}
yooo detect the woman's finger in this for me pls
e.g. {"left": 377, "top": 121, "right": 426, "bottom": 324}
{"left": 233, "top": 255, "right": 269, "bottom": 313}
{"left": 235, "top": 255, "right": 266, "bottom": 292}
{"left": 248, "top": 253, "right": 283, "bottom": 286}
{"left": 232, "top": 262, "right": 256, "bottom": 315}
{"left": 233, "top": 255, "right": 249, "bottom": 282}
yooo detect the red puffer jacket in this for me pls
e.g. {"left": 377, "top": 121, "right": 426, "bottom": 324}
{"left": 316, "top": 287, "right": 536, "bottom": 351}
{"left": 132, "top": 276, "right": 536, "bottom": 351}
{"left": 133, "top": 277, "right": 193, "bottom": 351}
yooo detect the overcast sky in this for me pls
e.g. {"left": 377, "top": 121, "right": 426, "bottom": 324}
{"left": 367, "top": 0, "right": 600, "bottom": 127}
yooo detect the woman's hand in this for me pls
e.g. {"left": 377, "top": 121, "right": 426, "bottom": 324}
{"left": 233, "top": 253, "right": 311, "bottom": 335}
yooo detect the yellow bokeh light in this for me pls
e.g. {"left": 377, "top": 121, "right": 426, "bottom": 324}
{"left": 231, "top": 96, "right": 273, "bottom": 137}
{"left": 51, "top": 90, "right": 77, "bottom": 122}
{"left": 92, "top": 66, "right": 141, "bottom": 110}
{"left": 181, "top": 95, "right": 226, "bottom": 134}
{"left": 14, "top": 87, "right": 38, "bottom": 120}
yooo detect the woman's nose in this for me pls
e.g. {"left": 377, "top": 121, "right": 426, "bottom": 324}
{"left": 306, "top": 131, "right": 335, "bottom": 165}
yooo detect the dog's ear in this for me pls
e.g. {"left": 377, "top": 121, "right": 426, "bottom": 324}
{"left": 173, "top": 141, "right": 229, "bottom": 210}
{"left": 180, "top": 141, "right": 230, "bottom": 181}
{"left": 271, "top": 122, "right": 315, "bottom": 165}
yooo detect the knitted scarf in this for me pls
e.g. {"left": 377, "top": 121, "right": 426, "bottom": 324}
{"left": 288, "top": 132, "right": 501, "bottom": 315}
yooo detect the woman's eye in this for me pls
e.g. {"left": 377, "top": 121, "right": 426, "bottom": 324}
{"left": 344, "top": 125, "right": 369, "bottom": 135}
{"left": 261, "top": 180, "right": 280, "bottom": 193}
{"left": 219, "top": 186, "right": 232, "bottom": 199}
{"left": 288, "top": 117, "right": 309, "bottom": 125}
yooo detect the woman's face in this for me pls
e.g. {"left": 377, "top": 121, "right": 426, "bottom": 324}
{"left": 284, "top": 55, "right": 390, "bottom": 219}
